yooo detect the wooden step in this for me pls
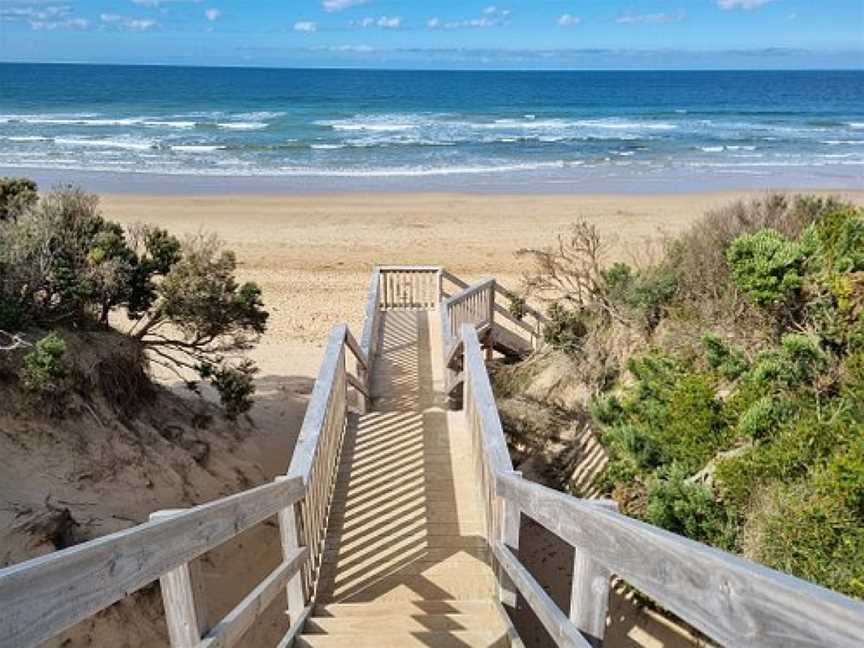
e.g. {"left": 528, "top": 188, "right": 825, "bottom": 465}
{"left": 304, "top": 612, "right": 506, "bottom": 634}
{"left": 313, "top": 599, "right": 498, "bottom": 618}
{"left": 296, "top": 630, "right": 508, "bottom": 648}
{"left": 316, "top": 572, "right": 497, "bottom": 603}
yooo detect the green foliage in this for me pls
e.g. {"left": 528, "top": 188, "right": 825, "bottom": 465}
{"left": 0, "top": 180, "right": 268, "bottom": 418}
{"left": 543, "top": 302, "right": 586, "bottom": 354}
{"left": 702, "top": 333, "right": 749, "bottom": 380}
{"left": 508, "top": 296, "right": 527, "bottom": 321}
{"left": 602, "top": 262, "right": 678, "bottom": 331}
{"left": 746, "top": 482, "right": 864, "bottom": 599}
{"left": 583, "top": 196, "right": 864, "bottom": 597}
{"left": 593, "top": 352, "right": 731, "bottom": 477}
{"left": 645, "top": 464, "right": 733, "bottom": 548}
{"left": 197, "top": 359, "right": 259, "bottom": 420}
{"left": 0, "top": 177, "right": 38, "bottom": 221}
{"left": 726, "top": 229, "right": 803, "bottom": 306}
{"left": 22, "top": 333, "right": 67, "bottom": 393}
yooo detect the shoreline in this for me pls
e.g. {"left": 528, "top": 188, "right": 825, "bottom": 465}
{"left": 4, "top": 166, "right": 862, "bottom": 196}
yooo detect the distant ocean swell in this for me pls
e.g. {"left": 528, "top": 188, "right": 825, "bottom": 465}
{"left": 0, "top": 66, "right": 862, "bottom": 186}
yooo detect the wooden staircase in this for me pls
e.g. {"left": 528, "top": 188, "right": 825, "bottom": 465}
{"left": 2, "top": 265, "right": 863, "bottom": 648}
{"left": 296, "top": 310, "right": 511, "bottom": 647}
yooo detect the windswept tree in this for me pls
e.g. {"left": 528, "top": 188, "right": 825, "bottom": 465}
{"left": 0, "top": 183, "right": 268, "bottom": 418}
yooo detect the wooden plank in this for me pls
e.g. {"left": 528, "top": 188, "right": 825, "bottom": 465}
{"left": 461, "top": 325, "right": 513, "bottom": 474}
{"left": 345, "top": 372, "right": 369, "bottom": 399}
{"left": 359, "top": 268, "right": 381, "bottom": 361}
{"left": 343, "top": 329, "right": 367, "bottom": 371}
{"left": 441, "top": 269, "right": 469, "bottom": 290}
{"left": 286, "top": 324, "right": 347, "bottom": 484}
{"left": 449, "top": 279, "right": 496, "bottom": 307}
{"left": 0, "top": 476, "right": 305, "bottom": 648}
{"left": 276, "top": 606, "right": 312, "bottom": 648}
{"left": 492, "top": 541, "right": 592, "bottom": 648}
{"left": 199, "top": 547, "right": 308, "bottom": 648}
{"left": 496, "top": 473, "right": 864, "bottom": 648}
{"left": 277, "top": 494, "right": 307, "bottom": 626}
{"left": 493, "top": 283, "right": 547, "bottom": 323}
{"left": 493, "top": 302, "right": 536, "bottom": 335}
{"left": 570, "top": 500, "right": 617, "bottom": 648}
{"left": 150, "top": 510, "right": 209, "bottom": 648}
{"left": 377, "top": 265, "right": 442, "bottom": 272}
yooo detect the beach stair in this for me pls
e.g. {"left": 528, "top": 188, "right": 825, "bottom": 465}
{"left": 1, "top": 266, "right": 863, "bottom": 648}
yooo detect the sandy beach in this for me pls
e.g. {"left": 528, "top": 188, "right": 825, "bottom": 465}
{"left": 101, "top": 189, "right": 864, "bottom": 369}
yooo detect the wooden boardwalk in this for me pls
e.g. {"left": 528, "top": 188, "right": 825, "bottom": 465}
{"left": 3, "top": 266, "right": 863, "bottom": 648}
{"left": 299, "top": 310, "right": 509, "bottom": 647}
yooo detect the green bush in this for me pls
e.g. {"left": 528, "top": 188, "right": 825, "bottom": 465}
{"left": 645, "top": 464, "right": 733, "bottom": 548}
{"left": 726, "top": 229, "right": 804, "bottom": 306}
{"left": 0, "top": 177, "right": 38, "bottom": 221}
{"left": 198, "top": 359, "right": 259, "bottom": 420}
{"left": 602, "top": 262, "right": 678, "bottom": 331}
{"left": 543, "top": 302, "right": 587, "bottom": 354}
{"left": 745, "top": 483, "right": 864, "bottom": 599}
{"left": 22, "top": 333, "right": 67, "bottom": 393}
{"left": 702, "top": 333, "right": 749, "bottom": 380}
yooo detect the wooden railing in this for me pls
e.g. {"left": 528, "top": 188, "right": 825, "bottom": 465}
{"left": 378, "top": 265, "right": 441, "bottom": 310}
{"left": 456, "top": 322, "right": 864, "bottom": 648}
{"left": 0, "top": 324, "right": 371, "bottom": 648}
{"left": 0, "top": 476, "right": 306, "bottom": 648}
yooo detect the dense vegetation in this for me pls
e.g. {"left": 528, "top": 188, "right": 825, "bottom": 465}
{"left": 0, "top": 177, "right": 267, "bottom": 418}
{"left": 518, "top": 195, "right": 864, "bottom": 598}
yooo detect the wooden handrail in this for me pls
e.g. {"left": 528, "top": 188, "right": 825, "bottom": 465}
{"left": 496, "top": 473, "right": 864, "bottom": 648}
{"left": 456, "top": 314, "right": 864, "bottom": 648}
{"left": 0, "top": 476, "right": 305, "bottom": 647}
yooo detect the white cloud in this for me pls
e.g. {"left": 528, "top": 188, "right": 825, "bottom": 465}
{"left": 100, "top": 13, "right": 157, "bottom": 30}
{"left": 716, "top": 0, "right": 774, "bottom": 10}
{"left": 132, "top": 0, "right": 204, "bottom": 7}
{"left": 427, "top": 6, "right": 510, "bottom": 30}
{"left": 204, "top": 8, "right": 220, "bottom": 21}
{"left": 322, "top": 0, "right": 369, "bottom": 13}
{"left": 351, "top": 15, "right": 401, "bottom": 29}
{"left": 616, "top": 11, "right": 686, "bottom": 24}
{"left": 294, "top": 20, "right": 318, "bottom": 33}
{"left": 0, "top": 4, "right": 92, "bottom": 30}
{"left": 557, "top": 14, "right": 581, "bottom": 27}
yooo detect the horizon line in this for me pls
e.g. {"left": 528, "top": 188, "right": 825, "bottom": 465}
{"left": 2, "top": 60, "right": 863, "bottom": 73}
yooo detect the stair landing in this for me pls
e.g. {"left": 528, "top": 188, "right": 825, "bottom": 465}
{"left": 301, "top": 310, "right": 508, "bottom": 647}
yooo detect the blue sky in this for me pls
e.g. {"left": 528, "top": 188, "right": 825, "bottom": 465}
{"left": 1, "top": 0, "right": 862, "bottom": 69}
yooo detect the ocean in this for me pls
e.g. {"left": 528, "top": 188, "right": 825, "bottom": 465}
{"left": 1, "top": 63, "right": 862, "bottom": 193}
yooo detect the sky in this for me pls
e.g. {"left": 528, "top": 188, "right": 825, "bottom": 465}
{"left": 0, "top": 0, "right": 862, "bottom": 69}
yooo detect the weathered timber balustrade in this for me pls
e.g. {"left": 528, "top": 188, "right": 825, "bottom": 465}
{"left": 0, "top": 326, "right": 370, "bottom": 648}
{"left": 378, "top": 265, "right": 442, "bottom": 310}
{"left": 0, "top": 476, "right": 306, "bottom": 648}
{"left": 453, "top": 318, "right": 864, "bottom": 648}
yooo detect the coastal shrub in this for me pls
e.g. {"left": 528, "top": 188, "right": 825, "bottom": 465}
{"left": 744, "top": 482, "right": 864, "bottom": 599}
{"left": 22, "top": 333, "right": 67, "bottom": 393}
{"left": 197, "top": 359, "right": 258, "bottom": 420}
{"left": 0, "top": 181, "right": 269, "bottom": 417}
{"left": 508, "top": 296, "right": 527, "bottom": 321}
{"left": 543, "top": 303, "right": 587, "bottom": 354}
{"left": 645, "top": 464, "right": 733, "bottom": 548}
{"left": 702, "top": 333, "right": 749, "bottom": 380}
{"left": 0, "top": 177, "right": 38, "bottom": 222}
{"left": 507, "top": 194, "right": 864, "bottom": 597}
{"left": 602, "top": 262, "right": 678, "bottom": 331}
{"left": 726, "top": 229, "right": 804, "bottom": 307}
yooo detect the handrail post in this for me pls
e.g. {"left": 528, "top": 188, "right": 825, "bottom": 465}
{"left": 570, "top": 499, "right": 618, "bottom": 647}
{"left": 436, "top": 268, "right": 444, "bottom": 303}
{"left": 150, "top": 509, "right": 208, "bottom": 648}
{"left": 276, "top": 478, "right": 307, "bottom": 626}
{"left": 498, "top": 471, "right": 521, "bottom": 609}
